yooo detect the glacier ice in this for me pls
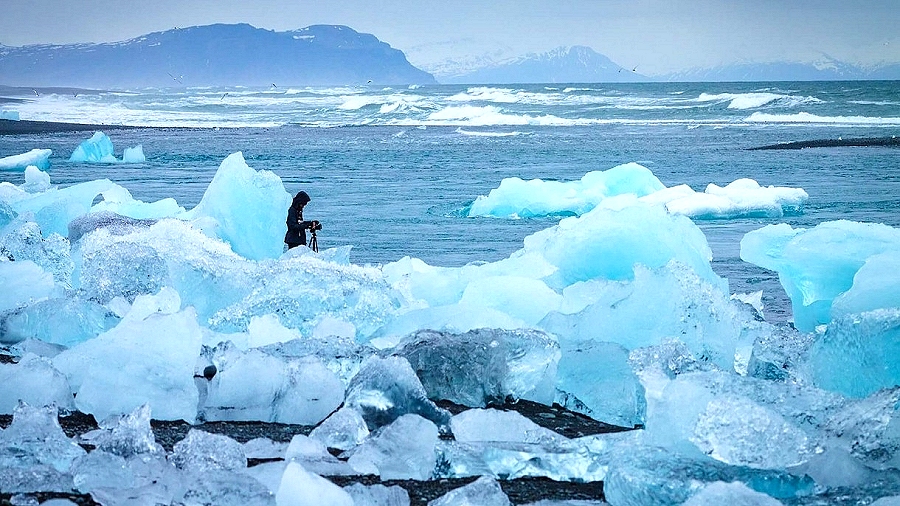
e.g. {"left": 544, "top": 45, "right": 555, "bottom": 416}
{"left": 23, "top": 165, "right": 52, "bottom": 193}
{"left": 78, "top": 404, "right": 164, "bottom": 459}
{"left": 466, "top": 163, "right": 806, "bottom": 220}
{"left": 181, "top": 151, "right": 291, "bottom": 260}
{"left": 344, "top": 482, "right": 410, "bottom": 506}
{"left": 741, "top": 220, "right": 900, "bottom": 332}
{"left": 346, "top": 413, "right": 439, "bottom": 480}
{"left": 681, "top": 481, "right": 783, "bottom": 506}
{"left": 805, "top": 309, "right": 900, "bottom": 398}
{"left": 283, "top": 434, "right": 356, "bottom": 476}
{"left": 276, "top": 461, "right": 354, "bottom": 506}
{"left": 0, "top": 354, "right": 75, "bottom": 413}
{"left": 0, "top": 148, "right": 52, "bottom": 171}
{"left": 603, "top": 446, "right": 815, "bottom": 506}
{"left": 0, "top": 217, "right": 73, "bottom": 284}
{"left": 69, "top": 131, "right": 145, "bottom": 164}
{"left": 203, "top": 342, "right": 343, "bottom": 425}
{"left": 391, "top": 328, "right": 559, "bottom": 407}
{"left": 434, "top": 430, "right": 635, "bottom": 483}
{"left": 0, "top": 295, "right": 120, "bottom": 347}
{"left": 345, "top": 355, "right": 451, "bottom": 431}
{"left": 450, "top": 408, "right": 566, "bottom": 445}
{"left": 171, "top": 429, "right": 247, "bottom": 472}
{"left": 554, "top": 340, "right": 646, "bottom": 428}
{"left": 428, "top": 475, "right": 510, "bottom": 506}
{"left": 0, "top": 260, "right": 60, "bottom": 314}
{"left": 309, "top": 406, "right": 370, "bottom": 451}
{"left": 53, "top": 288, "right": 202, "bottom": 421}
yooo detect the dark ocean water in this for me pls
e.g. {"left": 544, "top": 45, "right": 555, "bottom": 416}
{"left": 2, "top": 81, "right": 899, "bottom": 323}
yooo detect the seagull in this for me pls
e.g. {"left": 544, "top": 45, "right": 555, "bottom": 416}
{"left": 632, "top": 65, "right": 638, "bottom": 72}
{"left": 73, "top": 92, "right": 78, "bottom": 98}
{"left": 167, "top": 72, "right": 183, "bottom": 84}
{"left": 367, "top": 80, "right": 372, "bottom": 84}
{"left": 31, "top": 88, "right": 39, "bottom": 96}
{"left": 221, "top": 93, "right": 228, "bottom": 100}
{"left": 271, "top": 83, "right": 277, "bottom": 89}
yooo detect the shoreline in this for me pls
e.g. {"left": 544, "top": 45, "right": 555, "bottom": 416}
{"left": 748, "top": 136, "right": 900, "bottom": 150}
{"left": 0, "top": 118, "right": 226, "bottom": 135}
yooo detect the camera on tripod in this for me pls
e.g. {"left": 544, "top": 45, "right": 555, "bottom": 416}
{"left": 306, "top": 220, "right": 323, "bottom": 232}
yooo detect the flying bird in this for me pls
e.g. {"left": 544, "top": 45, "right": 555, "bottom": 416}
{"left": 31, "top": 89, "right": 39, "bottom": 96}
{"left": 221, "top": 93, "right": 228, "bottom": 100}
{"left": 632, "top": 65, "right": 638, "bottom": 72}
{"left": 167, "top": 72, "right": 183, "bottom": 84}
{"left": 367, "top": 80, "right": 372, "bottom": 84}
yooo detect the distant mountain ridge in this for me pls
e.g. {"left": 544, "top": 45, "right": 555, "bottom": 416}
{"left": 0, "top": 24, "right": 436, "bottom": 89}
{"left": 439, "top": 46, "right": 647, "bottom": 84}
{"left": 661, "top": 57, "right": 900, "bottom": 82}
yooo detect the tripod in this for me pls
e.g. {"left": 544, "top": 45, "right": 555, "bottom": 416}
{"left": 308, "top": 228, "right": 318, "bottom": 253}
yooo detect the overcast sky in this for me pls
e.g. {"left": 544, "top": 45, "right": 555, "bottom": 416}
{"left": 2, "top": 0, "right": 898, "bottom": 75}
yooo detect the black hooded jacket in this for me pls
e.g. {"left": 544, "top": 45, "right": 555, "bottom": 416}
{"left": 284, "top": 192, "right": 313, "bottom": 248}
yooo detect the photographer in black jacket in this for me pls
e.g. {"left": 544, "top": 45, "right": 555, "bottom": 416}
{"left": 284, "top": 191, "right": 321, "bottom": 250}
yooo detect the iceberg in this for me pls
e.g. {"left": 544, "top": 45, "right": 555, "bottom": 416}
{"left": 467, "top": 162, "right": 665, "bottom": 218}
{"left": 0, "top": 148, "right": 52, "bottom": 171}
{"left": 69, "top": 131, "right": 145, "bottom": 164}
{"left": 467, "top": 163, "right": 807, "bottom": 220}
{"left": 0, "top": 109, "right": 19, "bottom": 121}
{"left": 181, "top": 151, "right": 291, "bottom": 260}
{"left": 741, "top": 220, "right": 900, "bottom": 332}
{"left": 52, "top": 288, "right": 202, "bottom": 421}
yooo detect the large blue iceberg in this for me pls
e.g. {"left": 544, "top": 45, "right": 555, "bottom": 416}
{"left": 467, "top": 162, "right": 808, "bottom": 220}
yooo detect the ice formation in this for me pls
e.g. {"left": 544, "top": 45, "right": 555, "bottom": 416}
{"left": 69, "top": 131, "right": 145, "bottom": 164}
{"left": 467, "top": 162, "right": 807, "bottom": 220}
{"left": 3, "top": 151, "right": 900, "bottom": 504}
{"left": 0, "top": 109, "right": 19, "bottom": 121}
{"left": 0, "top": 148, "right": 52, "bottom": 171}
{"left": 741, "top": 220, "right": 900, "bottom": 332}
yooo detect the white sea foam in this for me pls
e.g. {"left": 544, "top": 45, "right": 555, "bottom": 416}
{"left": 696, "top": 92, "right": 823, "bottom": 110}
{"left": 746, "top": 112, "right": 900, "bottom": 125}
{"left": 455, "top": 128, "right": 525, "bottom": 137}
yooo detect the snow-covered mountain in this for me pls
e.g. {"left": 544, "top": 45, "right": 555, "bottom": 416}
{"left": 437, "top": 46, "right": 648, "bottom": 84}
{"left": 662, "top": 57, "right": 900, "bottom": 82}
{"left": 0, "top": 24, "right": 436, "bottom": 88}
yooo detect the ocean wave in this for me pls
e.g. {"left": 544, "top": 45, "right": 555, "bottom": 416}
{"left": 746, "top": 112, "right": 900, "bottom": 125}
{"left": 696, "top": 92, "right": 822, "bottom": 110}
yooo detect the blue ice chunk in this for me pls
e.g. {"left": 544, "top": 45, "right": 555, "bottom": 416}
{"left": 23, "top": 165, "right": 52, "bottom": 193}
{"left": 429, "top": 475, "right": 510, "bottom": 506}
{"left": 555, "top": 340, "right": 646, "bottom": 428}
{"left": 171, "top": 429, "right": 246, "bottom": 472}
{"left": 0, "top": 148, "right": 52, "bottom": 171}
{"left": 0, "top": 218, "right": 73, "bottom": 284}
{"left": 69, "top": 132, "right": 117, "bottom": 163}
{"left": 122, "top": 145, "right": 145, "bottom": 163}
{"left": 467, "top": 162, "right": 665, "bottom": 218}
{"left": 0, "top": 402, "right": 86, "bottom": 473}
{"left": 523, "top": 197, "right": 721, "bottom": 288}
{"left": 391, "top": 328, "right": 560, "bottom": 407}
{"left": 52, "top": 289, "right": 202, "bottom": 422}
{"left": 0, "top": 355, "right": 75, "bottom": 414}
{"left": 603, "top": 446, "right": 815, "bottom": 506}
{"left": 741, "top": 221, "right": 900, "bottom": 332}
{"left": 182, "top": 151, "right": 292, "bottom": 260}
{"left": 346, "top": 413, "right": 439, "bottom": 480}
{"left": 467, "top": 164, "right": 807, "bottom": 221}
{"left": 345, "top": 356, "right": 451, "bottom": 431}
{"left": 806, "top": 309, "right": 900, "bottom": 398}
{"left": 5, "top": 294, "right": 117, "bottom": 350}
